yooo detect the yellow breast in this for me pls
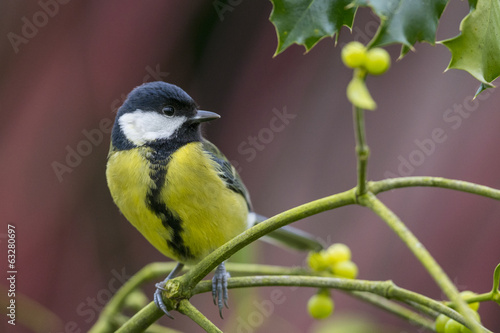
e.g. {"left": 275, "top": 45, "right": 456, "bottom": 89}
{"left": 106, "top": 142, "right": 248, "bottom": 264}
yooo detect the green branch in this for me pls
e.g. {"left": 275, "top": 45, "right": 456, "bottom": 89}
{"left": 121, "top": 275, "right": 475, "bottom": 332}
{"left": 188, "top": 276, "right": 474, "bottom": 328}
{"left": 353, "top": 105, "right": 370, "bottom": 196}
{"left": 177, "top": 300, "right": 222, "bottom": 333}
{"left": 115, "top": 303, "right": 165, "bottom": 333}
{"left": 359, "top": 192, "right": 484, "bottom": 332}
{"left": 90, "top": 262, "right": 179, "bottom": 333}
{"left": 113, "top": 314, "right": 182, "bottom": 333}
{"left": 491, "top": 263, "right": 500, "bottom": 305}
{"left": 176, "top": 189, "right": 357, "bottom": 295}
{"left": 346, "top": 291, "right": 435, "bottom": 331}
{"left": 370, "top": 177, "right": 500, "bottom": 200}
{"left": 98, "top": 264, "right": 495, "bottom": 332}
{"left": 90, "top": 263, "right": 310, "bottom": 332}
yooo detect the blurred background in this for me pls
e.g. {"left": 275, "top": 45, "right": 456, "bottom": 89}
{"left": 1, "top": 1, "right": 499, "bottom": 332}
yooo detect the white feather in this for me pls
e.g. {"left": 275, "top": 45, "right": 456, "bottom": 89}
{"left": 118, "top": 109, "right": 186, "bottom": 146}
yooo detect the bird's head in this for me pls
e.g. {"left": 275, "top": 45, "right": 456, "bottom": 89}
{"left": 112, "top": 81, "right": 219, "bottom": 149}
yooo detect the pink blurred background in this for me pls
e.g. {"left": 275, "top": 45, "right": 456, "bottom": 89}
{"left": 1, "top": 1, "right": 499, "bottom": 332}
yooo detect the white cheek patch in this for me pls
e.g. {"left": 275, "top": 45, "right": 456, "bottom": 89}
{"left": 118, "top": 109, "right": 186, "bottom": 146}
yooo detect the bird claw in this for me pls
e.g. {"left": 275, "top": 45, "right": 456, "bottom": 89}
{"left": 153, "top": 262, "right": 184, "bottom": 319}
{"left": 154, "top": 283, "right": 174, "bottom": 319}
{"left": 212, "top": 262, "right": 230, "bottom": 319}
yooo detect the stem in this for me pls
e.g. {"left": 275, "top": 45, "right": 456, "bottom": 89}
{"left": 114, "top": 314, "right": 182, "bottom": 333}
{"left": 178, "top": 189, "right": 357, "bottom": 294}
{"left": 347, "top": 291, "right": 435, "bottom": 331}
{"left": 493, "top": 263, "right": 500, "bottom": 294}
{"left": 225, "top": 263, "right": 309, "bottom": 276}
{"left": 359, "top": 192, "right": 484, "bottom": 332}
{"left": 89, "top": 262, "right": 179, "bottom": 333}
{"left": 192, "top": 276, "right": 472, "bottom": 327}
{"left": 353, "top": 105, "right": 370, "bottom": 196}
{"left": 115, "top": 303, "right": 164, "bottom": 333}
{"left": 91, "top": 263, "right": 316, "bottom": 332}
{"left": 370, "top": 177, "right": 500, "bottom": 200}
{"left": 115, "top": 274, "right": 488, "bottom": 332}
{"left": 177, "top": 300, "right": 222, "bottom": 333}
{"left": 491, "top": 263, "right": 500, "bottom": 305}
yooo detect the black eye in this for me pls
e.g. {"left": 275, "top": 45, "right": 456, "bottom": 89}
{"left": 162, "top": 106, "right": 175, "bottom": 116}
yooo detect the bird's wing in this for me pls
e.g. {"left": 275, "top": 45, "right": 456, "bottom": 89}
{"left": 202, "top": 140, "right": 324, "bottom": 253}
{"left": 202, "top": 139, "right": 253, "bottom": 210}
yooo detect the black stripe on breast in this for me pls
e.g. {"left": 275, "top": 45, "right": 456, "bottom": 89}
{"left": 145, "top": 149, "right": 194, "bottom": 262}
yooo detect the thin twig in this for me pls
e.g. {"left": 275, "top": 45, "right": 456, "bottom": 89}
{"left": 177, "top": 300, "right": 222, "bottom": 333}
{"left": 370, "top": 177, "right": 500, "bottom": 200}
{"left": 191, "top": 276, "right": 469, "bottom": 326}
{"left": 89, "top": 262, "right": 179, "bottom": 333}
{"left": 359, "top": 192, "right": 485, "bottom": 332}
{"left": 346, "top": 291, "right": 435, "bottom": 331}
{"left": 353, "top": 105, "right": 370, "bottom": 196}
{"left": 115, "top": 303, "right": 164, "bottom": 333}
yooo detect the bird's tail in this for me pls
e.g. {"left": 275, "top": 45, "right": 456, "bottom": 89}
{"left": 248, "top": 212, "right": 325, "bottom": 252}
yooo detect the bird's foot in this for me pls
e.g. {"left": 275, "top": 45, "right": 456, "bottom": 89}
{"left": 154, "top": 281, "right": 174, "bottom": 319}
{"left": 212, "top": 261, "right": 230, "bottom": 319}
{"left": 153, "top": 262, "right": 184, "bottom": 319}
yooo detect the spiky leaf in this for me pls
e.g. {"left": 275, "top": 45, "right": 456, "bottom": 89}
{"left": 269, "top": 0, "right": 356, "bottom": 55}
{"left": 354, "top": 0, "right": 448, "bottom": 56}
{"left": 441, "top": 0, "right": 500, "bottom": 86}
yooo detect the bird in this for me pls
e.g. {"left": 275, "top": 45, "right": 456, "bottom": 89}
{"left": 106, "top": 81, "right": 323, "bottom": 318}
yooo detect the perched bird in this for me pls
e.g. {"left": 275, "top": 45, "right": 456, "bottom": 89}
{"left": 106, "top": 81, "right": 322, "bottom": 317}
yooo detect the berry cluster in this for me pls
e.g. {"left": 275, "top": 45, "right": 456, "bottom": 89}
{"left": 306, "top": 244, "right": 358, "bottom": 320}
{"left": 341, "top": 41, "right": 391, "bottom": 75}
{"left": 341, "top": 42, "right": 391, "bottom": 110}
{"left": 307, "top": 289, "right": 334, "bottom": 319}
{"left": 307, "top": 243, "right": 358, "bottom": 279}
{"left": 435, "top": 291, "right": 481, "bottom": 333}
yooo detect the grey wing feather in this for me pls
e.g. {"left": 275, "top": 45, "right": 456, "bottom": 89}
{"left": 202, "top": 140, "right": 252, "bottom": 210}
{"left": 203, "top": 140, "right": 324, "bottom": 252}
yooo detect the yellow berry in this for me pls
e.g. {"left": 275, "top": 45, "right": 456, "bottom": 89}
{"left": 324, "top": 243, "right": 351, "bottom": 265}
{"left": 341, "top": 41, "right": 367, "bottom": 69}
{"left": 459, "top": 291, "right": 480, "bottom": 311}
{"left": 365, "top": 48, "right": 391, "bottom": 75}
{"left": 435, "top": 314, "right": 450, "bottom": 333}
{"left": 332, "top": 260, "right": 358, "bottom": 279}
{"left": 307, "top": 292, "right": 334, "bottom": 319}
{"left": 460, "top": 325, "right": 472, "bottom": 333}
{"left": 444, "top": 319, "right": 464, "bottom": 333}
{"left": 307, "top": 251, "right": 329, "bottom": 272}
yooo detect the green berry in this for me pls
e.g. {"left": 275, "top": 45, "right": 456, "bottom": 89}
{"left": 341, "top": 42, "right": 367, "bottom": 69}
{"left": 365, "top": 48, "right": 391, "bottom": 75}
{"left": 307, "top": 251, "right": 329, "bottom": 272}
{"left": 435, "top": 314, "right": 450, "bottom": 333}
{"left": 307, "top": 293, "right": 334, "bottom": 319}
{"left": 332, "top": 260, "right": 358, "bottom": 279}
{"left": 325, "top": 243, "right": 351, "bottom": 265}
{"left": 460, "top": 325, "right": 472, "bottom": 333}
{"left": 459, "top": 291, "right": 480, "bottom": 311}
{"left": 444, "top": 319, "right": 464, "bottom": 333}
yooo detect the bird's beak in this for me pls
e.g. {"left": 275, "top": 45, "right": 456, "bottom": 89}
{"left": 189, "top": 110, "right": 221, "bottom": 123}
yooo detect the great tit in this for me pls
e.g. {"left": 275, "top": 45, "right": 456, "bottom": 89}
{"left": 106, "top": 81, "right": 323, "bottom": 318}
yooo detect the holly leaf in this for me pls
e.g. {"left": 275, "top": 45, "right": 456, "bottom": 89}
{"left": 441, "top": 0, "right": 500, "bottom": 86}
{"left": 353, "top": 0, "right": 448, "bottom": 56}
{"left": 269, "top": 0, "right": 356, "bottom": 55}
{"left": 474, "top": 83, "right": 492, "bottom": 98}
